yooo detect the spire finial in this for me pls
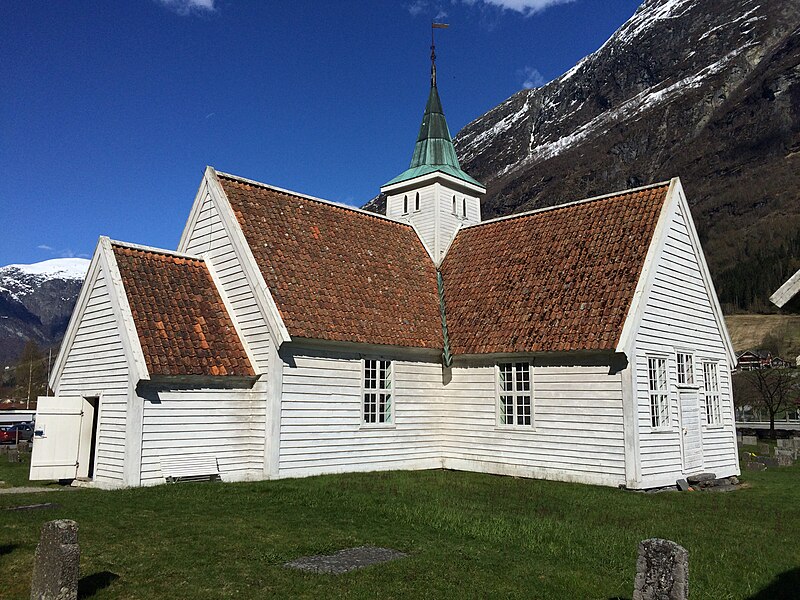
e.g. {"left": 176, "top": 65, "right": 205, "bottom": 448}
{"left": 431, "top": 22, "right": 449, "bottom": 88}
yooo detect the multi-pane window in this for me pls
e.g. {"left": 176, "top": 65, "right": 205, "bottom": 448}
{"left": 702, "top": 362, "right": 721, "bottom": 425}
{"left": 498, "top": 362, "right": 532, "bottom": 426}
{"left": 676, "top": 352, "right": 694, "bottom": 385}
{"left": 363, "top": 359, "right": 392, "bottom": 425}
{"left": 648, "top": 357, "right": 670, "bottom": 428}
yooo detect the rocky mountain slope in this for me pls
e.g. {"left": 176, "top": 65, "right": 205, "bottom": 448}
{"left": 0, "top": 258, "right": 89, "bottom": 366}
{"left": 455, "top": 0, "right": 800, "bottom": 313}
{"left": 369, "top": 0, "right": 800, "bottom": 313}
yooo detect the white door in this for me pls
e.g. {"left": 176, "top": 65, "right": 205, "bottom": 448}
{"left": 679, "top": 389, "right": 704, "bottom": 473}
{"left": 30, "top": 396, "right": 85, "bottom": 480}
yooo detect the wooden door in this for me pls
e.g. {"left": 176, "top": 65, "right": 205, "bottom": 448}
{"left": 30, "top": 396, "right": 84, "bottom": 480}
{"left": 679, "top": 389, "right": 704, "bottom": 473}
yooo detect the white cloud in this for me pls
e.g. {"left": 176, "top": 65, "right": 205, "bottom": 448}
{"left": 156, "top": 0, "right": 216, "bottom": 16}
{"left": 520, "top": 66, "right": 545, "bottom": 88}
{"left": 37, "top": 245, "right": 53, "bottom": 251}
{"left": 467, "top": 0, "right": 574, "bottom": 16}
{"left": 408, "top": 1, "right": 427, "bottom": 16}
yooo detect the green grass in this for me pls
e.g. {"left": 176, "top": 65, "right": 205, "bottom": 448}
{"left": 1, "top": 457, "right": 798, "bottom": 599}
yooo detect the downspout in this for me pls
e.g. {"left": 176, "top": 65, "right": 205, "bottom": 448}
{"left": 436, "top": 269, "right": 453, "bottom": 367}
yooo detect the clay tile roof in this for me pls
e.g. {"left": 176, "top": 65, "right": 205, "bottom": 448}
{"left": 440, "top": 184, "right": 670, "bottom": 355}
{"left": 217, "top": 174, "right": 443, "bottom": 349}
{"left": 111, "top": 243, "right": 254, "bottom": 377}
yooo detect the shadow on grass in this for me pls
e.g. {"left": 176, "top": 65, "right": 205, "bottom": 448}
{"left": 78, "top": 571, "right": 119, "bottom": 599}
{"left": 0, "top": 544, "right": 18, "bottom": 556}
{"left": 746, "top": 567, "right": 800, "bottom": 600}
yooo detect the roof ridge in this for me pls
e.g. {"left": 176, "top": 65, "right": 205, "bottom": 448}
{"left": 108, "top": 239, "right": 204, "bottom": 262}
{"left": 463, "top": 179, "right": 673, "bottom": 230}
{"left": 214, "top": 170, "right": 413, "bottom": 229}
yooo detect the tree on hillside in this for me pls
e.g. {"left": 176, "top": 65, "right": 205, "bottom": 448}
{"left": 14, "top": 341, "right": 48, "bottom": 405}
{"left": 734, "top": 368, "right": 800, "bottom": 437}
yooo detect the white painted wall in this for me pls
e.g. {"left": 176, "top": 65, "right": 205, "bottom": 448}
{"left": 385, "top": 178, "right": 481, "bottom": 262}
{"left": 634, "top": 199, "right": 739, "bottom": 489}
{"left": 441, "top": 358, "right": 628, "bottom": 487}
{"left": 277, "top": 347, "right": 443, "bottom": 478}
{"left": 56, "top": 269, "right": 128, "bottom": 484}
{"left": 181, "top": 182, "right": 271, "bottom": 373}
{"left": 138, "top": 386, "right": 265, "bottom": 485}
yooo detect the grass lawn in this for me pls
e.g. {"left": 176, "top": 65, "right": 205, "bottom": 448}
{"left": 1, "top": 457, "right": 798, "bottom": 599}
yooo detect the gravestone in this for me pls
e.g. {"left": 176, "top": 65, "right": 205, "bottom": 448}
{"left": 633, "top": 538, "right": 688, "bottom": 600}
{"left": 757, "top": 442, "right": 771, "bottom": 456}
{"left": 741, "top": 435, "right": 758, "bottom": 446}
{"left": 745, "top": 461, "right": 767, "bottom": 471}
{"left": 30, "top": 520, "right": 79, "bottom": 600}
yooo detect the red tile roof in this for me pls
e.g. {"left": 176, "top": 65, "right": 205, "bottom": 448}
{"left": 112, "top": 244, "right": 254, "bottom": 377}
{"left": 217, "top": 174, "right": 443, "bottom": 349}
{"left": 440, "top": 184, "right": 670, "bottom": 355}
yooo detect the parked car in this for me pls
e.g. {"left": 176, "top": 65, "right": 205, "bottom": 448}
{"left": 0, "top": 423, "right": 34, "bottom": 444}
{"left": 0, "top": 427, "right": 14, "bottom": 445}
{"left": 8, "top": 423, "right": 34, "bottom": 443}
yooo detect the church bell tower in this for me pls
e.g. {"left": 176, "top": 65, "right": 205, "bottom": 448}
{"left": 381, "top": 27, "right": 486, "bottom": 264}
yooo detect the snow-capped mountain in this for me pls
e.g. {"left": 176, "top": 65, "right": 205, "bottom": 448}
{"left": 0, "top": 258, "right": 89, "bottom": 366}
{"left": 452, "top": 0, "right": 800, "bottom": 312}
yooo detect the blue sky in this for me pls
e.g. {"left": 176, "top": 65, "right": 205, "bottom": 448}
{"left": 1, "top": 0, "right": 641, "bottom": 266}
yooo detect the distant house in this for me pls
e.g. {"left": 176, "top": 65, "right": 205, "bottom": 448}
{"left": 31, "top": 63, "right": 740, "bottom": 490}
{"left": 736, "top": 350, "right": 773, "bottom": 371}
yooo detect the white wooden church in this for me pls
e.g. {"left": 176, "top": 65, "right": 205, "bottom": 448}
{"left": 32, "top": 57, "right": 740, "bottom": 491}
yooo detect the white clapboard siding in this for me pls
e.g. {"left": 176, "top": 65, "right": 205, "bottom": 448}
{"left": 139, "top": 388, "right": 265, "bottom": 485}
{"left": 57, "top": 270, "right": 128, "bottom": 483}
{"left": 278, "top": 348, "right": 444, "bottom": 477}
{"left": 440, "top": 362, "right": 627, "bottom": 487}
{"left": 635, "top": 200, "right": 738, "bottom": 487}
{"left": 182, "top": 186, "right": 270, "bottom": 373}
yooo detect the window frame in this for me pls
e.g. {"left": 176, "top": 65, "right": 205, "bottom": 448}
{"left": 701, "top": 360, "right": 722, "bottom": 427}
{"left": 462, "top": 197, "right": 467, "bottom": 219}
{"left": 452, "top": 195, "right": 457, "bottom": 215}
{"left": 647, "top": 355, "right": 671, "bottom": 431}
{"left": 414, "top": 192, "right": 420, "bottom": 212}
{"left": 361, "top": 358, "right": 395, "bottom": 428}
{"left": 675, "top": 351, "right": 697, "bottom": 387}
{"left": 495, "top": 362, "right": 534, "bottom": 429}
{"left": 402, "top": 195, "right": 408, "bottom": 215}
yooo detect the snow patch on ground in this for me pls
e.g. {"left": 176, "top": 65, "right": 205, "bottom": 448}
{"left": 519, "top": 44, "right": 752, "bottom": 166}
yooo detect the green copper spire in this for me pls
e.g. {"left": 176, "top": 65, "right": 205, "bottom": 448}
{"left": 383, "top": 32, "right": 483, "bottom": 189}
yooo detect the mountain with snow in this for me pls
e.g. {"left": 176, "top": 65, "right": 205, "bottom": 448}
{"left": 367, "top": 0, "right": 800, "bottom": 313}
{"left": 0, "top": 258, "right": 89, "bottom": 366}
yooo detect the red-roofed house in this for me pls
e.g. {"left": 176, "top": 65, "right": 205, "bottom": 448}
{"left": 32, "top": 64, "right": 739, "bottom": 490}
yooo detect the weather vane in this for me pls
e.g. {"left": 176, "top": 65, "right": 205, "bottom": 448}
{"left": 431, "top": 22, "right": 449, "bottom": 87}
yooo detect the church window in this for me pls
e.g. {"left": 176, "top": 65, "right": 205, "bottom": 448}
{"left": 462, "top": 198, "right": 467, "bottom": 218}
{"left": 363, "top": 359, "right": 393, "bottom": 425}
{"left": 415, "top": 192, "right": 420, "bottom": 211}
{"left": 452, "top": 195, "right": 457, "bottom": 214}
{"left": 497, "top": 362, "right": 532, "bottom": 427}
{"left": 403, "top": 195, "right": 408, "bottom": 214}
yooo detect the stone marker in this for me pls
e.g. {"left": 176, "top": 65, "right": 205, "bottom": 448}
{"left": 285, "top": 546, "right": 406, "bottom": 574}
{"left": 30, "top": 520, "right": 79, "bottom": 600}
{"left": 741, "top": 435, "right": 758, "bottom": 446}
{"left": 633, "top": 538, "right": 688, "bottom": 600}
{"left": 8, "top": 449, "right": 21, "bottom": 463}
{"left": 776, "top": 454, "right": 793, "bottom": 467}
{"left": 745, "top": 461, "right": 767, "bottom": 471}
{"left": 676, "top": 478, "right": 690, "bottom": 492}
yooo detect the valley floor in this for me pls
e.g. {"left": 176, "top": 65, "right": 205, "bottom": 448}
{"left": 0, "top": 458, "right": 798, "bottom": 599}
